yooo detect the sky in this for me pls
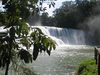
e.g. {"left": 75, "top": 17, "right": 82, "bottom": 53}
{"left": 0, "top": 0, "right": 74, "bottom": 16}
{"left": 42, "top": 0, "right": 72, "bottom": 16}
{"left": 0, "top": 1, "right": 3, "bottom": 10}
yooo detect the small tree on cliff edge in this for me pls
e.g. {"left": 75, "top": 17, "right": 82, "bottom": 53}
{"left": 0, "top": 0, "right": 56, "bottom": 75}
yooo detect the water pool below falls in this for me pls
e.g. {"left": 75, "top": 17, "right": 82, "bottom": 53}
{"left": 28, "top": 26, "right": 94, "bottom": 75}
{"left": 28, "top": 45, "right": 94, "bottom": 75}
{"left": 0, "top": 26, "right": 94, "bottom": 75}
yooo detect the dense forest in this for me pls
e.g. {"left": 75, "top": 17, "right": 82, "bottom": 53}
{"left": 1, "top": 0, "right": 100, "bottom": 30}
{"left": 27, "top": 0, "right": 100, "bottom": 44}
{"left": 0, "top": 0, "right": 100, "bottom": 75}
{"left": 27, "top": 0, "right": 100, "bottom": 29}
{"left": 52, "top": 0, "right": 100, "bottom": 29}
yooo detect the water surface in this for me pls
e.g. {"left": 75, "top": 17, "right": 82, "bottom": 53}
{"left": 28, "top": 45, "right": 94, "bottom": 75}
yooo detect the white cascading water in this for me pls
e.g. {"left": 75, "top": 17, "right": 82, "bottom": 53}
{"left": 33, "top": 26, "right": 90, "bottom": 45}
{"left": 30, "top": 26, "right": 94, "bottom": 75}
{"left": 0, "top": 26, "right": 94, "bottom": 75}
{"left": 0, "top": 25, "right": 91, "bottom": 45}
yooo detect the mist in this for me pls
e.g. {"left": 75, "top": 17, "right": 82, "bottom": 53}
{"left": 78, "top": 5, "right": 100, "bottom": 45}
{"left": 87, "top": 15, "right": 100, "bottom": 44}
{"left": 27, "top": 14, "right": 42, "bottom": 26}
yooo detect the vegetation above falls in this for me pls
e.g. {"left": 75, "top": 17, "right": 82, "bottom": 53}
{"left": 28, "top": 0, "right": 100, "bottom": 30}
{"left": 0, "top": 0, "right": 100, "bottom": 75}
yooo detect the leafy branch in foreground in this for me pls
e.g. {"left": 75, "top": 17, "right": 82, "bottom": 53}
{"left": 0, "top": 24, "right": 56, "bottom": 75}
{"left": 0, "top": 0, "right": 56, "bottom": 75}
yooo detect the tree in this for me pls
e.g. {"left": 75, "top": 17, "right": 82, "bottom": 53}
{"left": 53, "top": 1, "right": 79, "bottom": 28}
{"left": 0, "top": 0, "right": 56, "bottom": 75}
{"left": 53, "top": 0, "right": 100, "bottom": 29}
{"left": 40, "top": 12, "right": 49, "bottom": 25}
{"left": 39, "top": 12, "right": 55, "bottom": 26}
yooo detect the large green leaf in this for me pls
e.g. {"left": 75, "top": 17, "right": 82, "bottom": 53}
{"left": 33, "top": 43, "right": 39, "bottom": 60}
{"left": 18, "top": 49, "right": 32, "bottom": 63}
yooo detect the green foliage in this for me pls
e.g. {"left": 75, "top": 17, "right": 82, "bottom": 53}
{"left": 39, "top": 12, "right": 56, "bottom": 26}
{"left": 30, "top": 27, "right": 56, "bottom": 60}
{"left": 53, "top": 1, "right": 78, "bottom": 28}
{"left": 40, "top": 12, "right": 49, "bottom": 25}
{"left": 18, "top": 49, "right": 32, "bottom": 63}
{"left": 0, "top": 0, "right": 56, "bottom": 75}
{"left": 76, "top": 59, "right": 97, "bottom": 75}
{"left": 0, "top": 13, "right": 8, "bottom": 25}
{"left": 0, "top": 24, "right": 56, "bottom": 75}
{"left": 0, "top": 50, "right": 36, "bottom": 75}
{"left": 52, "top": 0, "right": 100, "bottom": 29}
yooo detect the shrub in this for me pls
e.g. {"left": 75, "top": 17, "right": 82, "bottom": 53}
{"left": 76, "top": 59, "right": 97, "bottom": 75}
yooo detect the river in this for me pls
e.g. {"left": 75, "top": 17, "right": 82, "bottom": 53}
{"left": 0, "top": 26, "right": 94, "bottom": 75}
{"left": 27, "top": 45, "right": 94, "bottom": 75}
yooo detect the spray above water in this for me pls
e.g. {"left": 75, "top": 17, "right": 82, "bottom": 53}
{"left": 78, "top": 15, "right": 100, "bottom": 45}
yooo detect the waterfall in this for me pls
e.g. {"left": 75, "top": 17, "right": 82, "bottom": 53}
{"left": 32, "top": 26, "right": 91, "bottom": 45}
{"left": 0, "top": 26, "right": 91, "bottom": 45}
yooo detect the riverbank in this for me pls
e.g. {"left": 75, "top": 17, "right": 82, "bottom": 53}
{"left": 73, "top": 59, "right": 97, "bottom": 75}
